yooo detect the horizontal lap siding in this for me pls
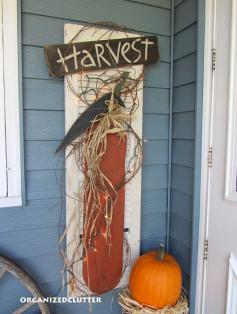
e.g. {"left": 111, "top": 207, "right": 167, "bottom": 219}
{"left": 170, "top": 0, "right": 197, "bottom": 290}
{"left": 0, "top": 198, "right": 65, "bottom": 232}
{"left": 175, "top": 0, "right": 186, "bottom": 7}
{"left": 22, "top": 13, "right": 171, "bottom": 59}
{"left": 126, "top": 0, "right": 171, "bottom": 9}
{"left": 0, "top": 1, "right": 171, "bottom": 313}
{"left": 22, "top": 0, "right": 171, "bottom": 35}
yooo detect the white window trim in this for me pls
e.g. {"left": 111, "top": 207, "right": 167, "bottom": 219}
{"left": 0, "top": 0, "right": 23, "bottom": 207}
{"left": 225, "top": 0, "right": 237, "bottom": 202}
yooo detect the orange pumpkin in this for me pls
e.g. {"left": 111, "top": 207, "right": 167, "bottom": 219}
{"left": 129, "top": 244, "right": 182, "bottom": 309}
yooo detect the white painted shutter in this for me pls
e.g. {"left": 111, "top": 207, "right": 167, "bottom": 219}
{"left": 64, "top": 23, "right": 143, "bottom": 295}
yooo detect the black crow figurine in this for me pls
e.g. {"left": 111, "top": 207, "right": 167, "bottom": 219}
{"left": 56, "top": 93, "right": 125, "bottom": 153}
{"left": 56, "top": 93, "right": 124, "bottom": 153}
{"left": 56, "top": 72, "right": 129, "bottom": 153}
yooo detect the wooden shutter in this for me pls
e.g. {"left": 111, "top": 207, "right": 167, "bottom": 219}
{"left": 64, "top": 23, "right": 143, "bottom": 295}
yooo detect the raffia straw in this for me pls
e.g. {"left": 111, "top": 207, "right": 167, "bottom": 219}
{"left": 118, "top": 289, "right": 189, "bottom": 314}
{"left": 80, "top": 95, "right": 142, "bottom": 245}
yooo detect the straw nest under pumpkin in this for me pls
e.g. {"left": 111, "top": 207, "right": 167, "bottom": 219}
{"left": 118, "top": 289, "right": 189, "bottom": 314}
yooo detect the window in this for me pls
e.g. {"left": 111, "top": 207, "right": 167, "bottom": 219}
{"left": 0, "top": 0, "right": 23, "bottom": 207}
{"left": 225, "top": 0, "right": 237, "bottom": 202}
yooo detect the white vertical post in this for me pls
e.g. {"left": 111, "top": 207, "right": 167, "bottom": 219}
{"left": 0, "top": 0, "right": 7, "bottom": 198}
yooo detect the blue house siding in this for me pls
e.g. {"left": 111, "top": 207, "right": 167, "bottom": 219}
{"left": 170, "top": 0, "right": 197, "bottom": 289}
{"left": 0, "top": 1, "right": 171, "bottom": 313}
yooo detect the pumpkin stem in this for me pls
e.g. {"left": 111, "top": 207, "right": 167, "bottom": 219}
{"left": 157, "top": 244, "right": 165, "bottom": 260}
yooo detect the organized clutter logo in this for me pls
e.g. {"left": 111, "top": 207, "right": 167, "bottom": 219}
{"left": 20, "top": 296, "right": 102, "bottom": 304}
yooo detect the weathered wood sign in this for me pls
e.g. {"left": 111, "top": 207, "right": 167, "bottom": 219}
{"left": 44, "top": 36, "right": 159, "bottom": 77}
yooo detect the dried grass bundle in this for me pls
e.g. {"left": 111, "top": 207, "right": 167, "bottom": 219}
{"left": 118, "top": 289, "right": 189, "bottom": 314}
{"left": 74, "top": 94, "right": 142, "bottom": 245}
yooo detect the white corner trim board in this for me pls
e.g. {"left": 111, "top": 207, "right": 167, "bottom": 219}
{"left": 64, "top": 23, "right": 143, "bottom": 296}
{"left": 0, "top": 0, "right": 22, "bottom": 207}
{"left": 195, "top": 0, "right": 216, "bottom": 312}
{"left": 225, "top": 0, "right": 237, "bottom": 202}
{"left": 226, "top": 254, "right": 237, "bottom": 314}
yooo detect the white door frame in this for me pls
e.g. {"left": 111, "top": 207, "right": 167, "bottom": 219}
{"left": 195, "top": 0, "right": 217, "bottom": 313}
